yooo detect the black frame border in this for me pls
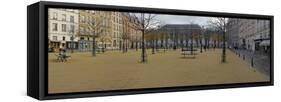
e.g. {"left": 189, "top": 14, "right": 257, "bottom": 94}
{"left": 35, "top": 1, "right": 273, "bottom": 100}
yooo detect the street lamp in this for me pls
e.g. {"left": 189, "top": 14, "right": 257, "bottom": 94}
{"left": 70, "top": 35, "right": 74, "bottom": 53}
{"left": 221, "top": 17, "right": 227, "bottom": 63}
{"left": 190, "top": 23, "right": 193, "bottom": 55}
{"left": 200, "top": 26, "right": 204, "bottom": 53}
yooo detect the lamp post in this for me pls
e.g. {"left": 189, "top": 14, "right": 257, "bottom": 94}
{"left": 190, "top": 24, "right": 193, "bottom": 55}
{"left": 221, "top": 17, "right": 227, "bottom": 63}
{"left": 92, "top": 31, "right": 96, "bottom": 56}
{"left": 200, "top": 26, "right": 204, "bottom": 53}
{"left": 70, "top": 34, "right": 74, "bottom": 53}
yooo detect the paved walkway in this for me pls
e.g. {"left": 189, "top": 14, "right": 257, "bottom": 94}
{"left": 231, "top": 49, "right": 270, "bottom": 77}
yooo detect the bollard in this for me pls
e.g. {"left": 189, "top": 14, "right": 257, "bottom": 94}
{"left": 243, "top": 55, "right": 245, "bottom": 60}
{"left": 251, "top": 57, "right": 254, "bottom": 67}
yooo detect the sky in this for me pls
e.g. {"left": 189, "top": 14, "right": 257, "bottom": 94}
{"left": 130, "top": 13, "right": 214, "bottom": 28}
{"left": 153, "top": 14, "right": 212, "bottom": 26}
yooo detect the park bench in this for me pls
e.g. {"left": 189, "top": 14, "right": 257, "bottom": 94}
{"left": 55, "top": 54, "right": 71, "bottom": 62}
{"left": 96, "top": 47, "right": 103, "bottom": 53}
{"left": 95, "top": 46, "right": 105, "bottom": 53}
{"left": 181, "top": 48, "right": 197, "bottom": 58}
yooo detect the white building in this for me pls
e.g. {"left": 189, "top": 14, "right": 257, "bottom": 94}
{"left": 255, "top": 20, "right": 270, "bottom": 52}
{"left": 226, "top": 18, "right": 240, "bottom": 48}
{"left": 111, "top": 12, "right": 123, "bottom": 50}
{"left": 238, "top": 19, "right": 258, "bottom": 51}
{"left": 227, "top": 18, "right": 270, "bottom": 52}
{"left": 48, "top": 8, "right": 79, "bottom": 51}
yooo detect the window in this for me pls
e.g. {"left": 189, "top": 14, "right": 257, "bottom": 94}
{"left": 52, "top": 23, "right": 57, "bottom": 31}
{"left": 83, "top": 28, "right": 86, "bottom": 34}
{"left": 68, "top": 43, "right": 71, "bottom": 48}
{"left": 62, "top": 24, "right": 66, "bottom": 32}
{"left": 53, "top": 36, "right": 57, "bottom": 41}
{"left": 81, "top": 16, "right": 85, "bottom": 23}
{"left": 70, "top": 16, "right": 74, "bottom": 23}
{"left": 92, "top": 18, "right": 95, "bottom": 23}
{"left": 70, "top": 25, "right": 75, "bottom": 33}
{"left": 62, "top": 14, "right": 66, "bottom": 21}
{"left": 113, "top": 40, "right": 116, "bottom": 47}
{"left": 85, "top": 16, "right": 88, "bottom": 23}
{"left": 53, "top": 12, "right": 58, "bottom": 20}
{"left": 62, "top": 36, "right": 65, "bottom": 41}
{"left": 88, "top": 16, "right": 91, "bottom": 22}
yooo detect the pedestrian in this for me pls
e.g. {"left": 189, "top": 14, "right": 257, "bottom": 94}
{"left": 58, "top": 48, "right": 66, "bottom": 62}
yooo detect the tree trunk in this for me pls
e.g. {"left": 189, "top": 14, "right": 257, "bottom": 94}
{"left": 191, "top": 39, "right": 193, "bottom": 54}
{"left": 200, "top": 38, "right": 203, "bottom": 53}
{"left": 122, "top": 40, "right": 125, "bottom": 53}
{"left": 141, "top": 30, "right": 147, "bottom": 63}
{"left": 152, "top": 40, "right": 155, "bottom": 54}
{"left": 222, "top": 31, "right": 226, "bottom": 63}
{"left": 136, "top": 41, "right": 138, "bottom": 51}
{"left": 125, "top": 39, "right": 128, "bottom": 52}
{"left": 102, "top": 41, "right": 105, "bottom": 53}
{"left": 92, "top": 37, "right": 96, "bottom": 56}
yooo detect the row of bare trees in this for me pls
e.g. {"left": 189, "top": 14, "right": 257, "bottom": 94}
{"left": 131, "top": 13, "right": 159, "bottom": 63}
{"left": 86, "top": 11, "right": 228, "bottom": 63}
{"left": 207, "top": 17, "right": 228, "bottom": 63}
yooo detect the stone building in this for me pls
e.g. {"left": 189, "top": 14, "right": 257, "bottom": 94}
{"left": 160, "top": 24, "right": 202, "bottom": 49}
{"left": 48, "top": 8, "right": 79, "bottom": 52}
{"left": 111, "top": 12, "right": 123, "bottom": 50}
{"left": 77, "top": 10, "right": 95, "bottom": 52}
{"left": 226, "top": 18, "right": 240, "bottom": 49}
{"left": 226, "top": 18, "right": 270, "bottom": 52}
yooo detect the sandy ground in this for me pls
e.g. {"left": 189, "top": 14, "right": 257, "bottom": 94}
{"left": 48, "top": 48, "right": 269, "bottom": 94}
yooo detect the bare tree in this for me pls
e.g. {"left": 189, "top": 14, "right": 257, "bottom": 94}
{"left": 87, "top": 12, "right": 105, "bottom": 56}
{"left": 121, "top": 23, "right": 130, "bottom": 53}
{"left": 132, "top": 13, "right": 159, "bottom": 63}
{"left": 163, "top": 28, "right": 169, "bottom": 52}
{"left": 208, "top": 17, "right": 228, "bottom": 63}
{"left": 122, "top": 15, "right": 128, "bottom": 53}
{"left": 147, "top": 29, "right": 158, "bottom": 54}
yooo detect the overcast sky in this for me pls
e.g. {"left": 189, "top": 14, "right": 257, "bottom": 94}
{"left": 154, "top": 14, "right": 212, "bottom": 26}
{"left": 130, "top": 13, "right": 213, "bottom": 27}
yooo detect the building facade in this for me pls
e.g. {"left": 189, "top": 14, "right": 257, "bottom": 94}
{"left": 77, "top": 10, "right": 95, "bottom": 52}
{"left": 226, "top": 18, "right": 270, "bottom": 52}
{"left": 111, "top": 12, "right": 123, "bottom": 50}
{"left": 48, "top": 8, "right": 79, "bottom": 52}
{"left": 226, "top": 18, "right": 240, "bottom": 49}
{"left": 48, "top": 9, "right": 155, "bottom": 52}
{"left": 255, "top": 20, "right": 270, "bottom": 53}
{"left": 161, "top": 24, "right": 202, "bottom": 48}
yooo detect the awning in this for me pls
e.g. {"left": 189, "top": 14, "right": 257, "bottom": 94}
{"left": 254, "top": 38, "right": 270, "bottom": 42}
{"left": 259, "top": 40, "right": 270, "bottom": 46}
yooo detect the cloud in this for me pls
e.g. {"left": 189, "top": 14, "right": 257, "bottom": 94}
{"left": 154, "top": 14, "right": 212, "bottom": 26}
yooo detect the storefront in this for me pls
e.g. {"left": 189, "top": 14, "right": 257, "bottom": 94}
{"left": 259, "top": 39, "right": 270, "bottom": 55}
{"left": 254, "top": 38, "right": 270, "bottom": 55}
{"left": 66, "top": 41, "right": 79, "bottom": 51}
{"left": 49, "top": 41, "right": 61, "bottom": 52}
{"left": 78, "top": 40, "right": 93, "bottom": 52}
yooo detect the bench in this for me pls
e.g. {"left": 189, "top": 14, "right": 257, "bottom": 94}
{"left": 56, "top": 54, "right": 71, "bottom": 62}
{"left": 96, "top": 47, "right": 105, "bottom": 53}
{"left": 181, "top": 48, "right": 197, "bottom": 58}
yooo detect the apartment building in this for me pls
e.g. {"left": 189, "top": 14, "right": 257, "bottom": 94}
{"left": 48, "top": 8, "right": 79, "bottom": 52}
